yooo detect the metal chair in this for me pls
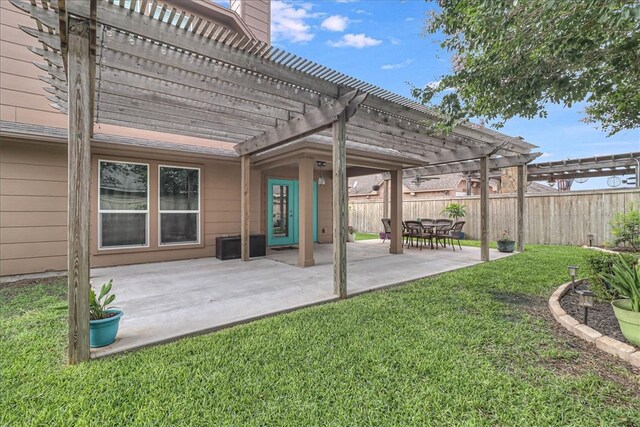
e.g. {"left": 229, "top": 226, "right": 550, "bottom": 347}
{"left": 381, "top": 218, "right": 392, "bottom": 242}
{"left": 446, "top": 221, "right": 465, "bottom": 251}
{"left": 403, "top": 220, "right": 423, "bottom": 248}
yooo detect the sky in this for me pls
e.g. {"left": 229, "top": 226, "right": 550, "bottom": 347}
{"left": 216, "top": 0, "right": 640, "bottom": 190}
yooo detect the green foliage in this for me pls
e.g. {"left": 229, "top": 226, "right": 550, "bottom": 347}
{"left": 1, "top": 247, "right": 639, "bottom": 425}
{"left": 441, "top": 203, "right": 466, "bottom": 220}
{"left": 89, "top": 279, "right": 116, "bottom": 320}
{"left": 413, "top": 1, "right": 640, "bottom": 136}
{"left": 601, "top": 257, "right": 640, "bottom": 312}
{"left": 584, "top": 251, "right": 638, "bottom": 301}
{"left": 609, "top": 206, "right": 640, "bottom": 250}
{"left": 498, "top": 230, "right": 513, "bottom": 243}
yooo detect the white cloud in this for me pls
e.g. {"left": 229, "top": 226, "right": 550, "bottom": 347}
{"left": 328, "top": 33, "right": 382, "bottom": 48}
{"left": 321, "top": 15, "right": 349, "bottom": 32}
{"left": 336, "top": 0, "right": 358, "bottom": 3}
{"left": 390, "top": 37, "right": 401, "bottom": 45}
{"left": 381, "top": 59, "right": 414, "bottom": 70}
{"left": 354, "top": 9, "right": 371, "bottom": 15}
{"left": 271, "top": 1, "right": 315, "bottom": 43}
{"left": 405, "top": 17, "right": 415, "bottom": 21}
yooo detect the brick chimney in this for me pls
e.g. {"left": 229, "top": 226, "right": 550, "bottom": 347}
{"left": 230, "top": 0, "right": 271, "bottom": 45}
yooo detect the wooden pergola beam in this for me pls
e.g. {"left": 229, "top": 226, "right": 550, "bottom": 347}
{"left": 236, "top": 90, "right": 367, "bottom": 155}
{"left": 333, "top": 111, "right": 348, "bottom": 298}
{"left": 53, "top": 0, "right": 532, "bottom": 156}
{"left": 479, "top": 156, "right": 489, "bottom": 262}
{"left": 66, "top": 10, "right": 95, "bottom": 365}
{"left": 401, "top": 153, "right": 542, "bottom": 178}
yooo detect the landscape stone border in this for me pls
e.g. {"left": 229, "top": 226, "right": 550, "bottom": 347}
{"left": 549, "top": 281, "right": 640, "bottom": 368}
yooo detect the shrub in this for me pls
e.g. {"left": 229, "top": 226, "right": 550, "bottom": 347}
{"left": 609, "top": 206, "right": 640, "bottom": 250}
{"left": 584, "top": 251, "right": 638, "bottom": 301}
{"left": 601, "top": 258, "right": 640, "bottom": 312}
{"left": 441, "top": 203, "right": 466, "bottom": 221}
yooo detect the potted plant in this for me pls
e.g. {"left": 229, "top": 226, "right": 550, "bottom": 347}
{"left": 497, "top": 230, "right": 515, "bottom": 252}
{"left": 89, "top": 279, "right": 123, "bottom": 348}
{"left": 347, "top": 225, "right": 357, "bottom": 242}
{"left": 441, "top": 203, "right": 466, "bottom": 239}
{"left": 602, "top": 258, "right": 640, "bottom": 346}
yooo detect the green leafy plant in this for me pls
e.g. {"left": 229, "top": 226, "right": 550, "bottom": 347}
{"left": 441, "top": 203, "right": 466, "bottom": 221}
{"left": 412, "top": 1, "right": 640, "bottom": 136}
{"left": 89, "top": 279, "right": 117, "bottom": 320}
{"left": 601, "top": 258, "right": 640, "bottom": 313}
{"left": 609, "top": 206, "right": 640, "bottom": 250}
{"left": 584, "top": 251, "right": 638, "bottom": 301}
{"left": 498, "top": 230, "right": 513, "bottom": 243}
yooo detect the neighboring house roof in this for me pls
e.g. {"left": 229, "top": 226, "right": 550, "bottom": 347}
{"left": 403, "top": 174, "right": 459, "bottom": 192}
{"left": 348, "top": 174, "right": 385, "bottom": 196}
{"left": 527, "top": 181, "right": 558, "bottom": 193}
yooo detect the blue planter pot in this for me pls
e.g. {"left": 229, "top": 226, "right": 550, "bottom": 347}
{"left": 497, "top": 240, "right": 515, "bottom": 252}
{"left": 89, "top": 309, "right": 123, "bottom": 348}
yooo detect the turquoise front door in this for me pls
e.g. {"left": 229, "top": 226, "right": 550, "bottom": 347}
{"left": 267, "top": 179, "right": 318, "bottom": 246}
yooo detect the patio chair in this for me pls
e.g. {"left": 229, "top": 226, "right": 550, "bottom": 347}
{"left": 381, "top": 218, "right": 392, "bottom": 242}
{"left": 446, "top": 221, "right": 465, "bottom": 251}
{"left": 403, "top": 220, "right": 423, "bottom": 248}
{"left": 434, "top": 222, "right": 454, "bottom": 249}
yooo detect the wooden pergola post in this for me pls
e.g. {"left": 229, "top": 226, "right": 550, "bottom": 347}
{"left": 240, "top": 155, "right": 250, "bottom": 261}
{"left": 516, "top": 164, "right": 527, "bottom": 252}
{"left": 333, "top": 111, "right": 347, "bottom": 298}
{"left": 480, "top": 156, "right": 490, "bottom": 262}
{"left": 389, "top": 169, "right": 403, "bottom": 254}
{"left": 67, "top": 16, "right": 93, "bottom": 364}
{"left": 298, "top": 157, "right": 315, "bottom": 267}
{"left": 382, "top": 178, "right": 390, "bottom": 219}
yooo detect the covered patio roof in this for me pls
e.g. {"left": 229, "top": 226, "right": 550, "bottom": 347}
{"left": 14, "top": 0, "right": 537, "bottom": 167}
{"left": 13, "top": 0, "right": 540, "bottom": 363}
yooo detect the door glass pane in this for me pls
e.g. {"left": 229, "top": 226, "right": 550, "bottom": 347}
{"left": 272, "top": 184, "right": 289, "bottom": 238}
{"left": 160, "top": 213, "right": 198, "bottom": 244}
{"left": 99, "top": 162, "right": 148, "bottom": 210}
{"left": 101, "top": 213, "right": 147, "bottom": 247}
{"left": 159, "top": 167, "right": 199, "bottom": 211}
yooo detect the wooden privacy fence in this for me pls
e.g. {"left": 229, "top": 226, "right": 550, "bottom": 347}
{"left": 349, "top": 189, "right": 640, "bottom": 246}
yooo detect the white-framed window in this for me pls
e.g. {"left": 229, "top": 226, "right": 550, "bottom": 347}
{"left": 158, "top": 165, "right": 200, "bottom": 245}
{"left": 98, "top": 160, "right": 149, "bottom": 249}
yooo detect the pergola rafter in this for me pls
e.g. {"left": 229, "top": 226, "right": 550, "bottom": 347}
{"left": 12, "top": 0, "right": 542, "bottom": 364}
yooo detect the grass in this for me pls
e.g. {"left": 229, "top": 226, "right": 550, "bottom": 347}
{"left": 1, "top": 246, "right": 639, "bottom": 426}
{"left": 355, "top": 232, "right": 380, "bottom": 240}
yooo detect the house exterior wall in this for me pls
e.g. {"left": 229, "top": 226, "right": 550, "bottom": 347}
{"left": 0, "top": 1, "right": 280, "bottom": 276}
{"left": 0, "top": 138, "right": 265, "bottom": 276}
{"left": 230, "top": 0, "right": 271, "bottom": 44}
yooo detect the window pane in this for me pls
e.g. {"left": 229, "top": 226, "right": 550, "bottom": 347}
{"left": 160, "top": 213, "right": 198, "bottom": 244}
{"left": 159, "top": 167, "right": 199, "bottom": 211}
{"left": 101, "top": 213, "right": 147, "bottom": 247}
{"left": 100, "top": 162, "right": 148, "bottom": 211}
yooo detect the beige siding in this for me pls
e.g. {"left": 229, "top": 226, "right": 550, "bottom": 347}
{"left": 349, "top": 189, "right": 640, "bottom": 246}
{"left": 0, "top": 139, "right": 265, "bottom": 276}
{"left": 0, "top": 140, "right": 68, "bottom": 275}
{"left": 230, "top": 0, "right": 270, "bottom": 44}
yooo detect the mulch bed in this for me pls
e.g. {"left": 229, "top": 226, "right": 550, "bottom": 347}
{"left": 559, "top": 280, "right": 630, "bottom": 344}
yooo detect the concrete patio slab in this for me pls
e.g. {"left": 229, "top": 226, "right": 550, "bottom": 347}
{"left": 91, "top": 240, "right": 513, "bottom": 358}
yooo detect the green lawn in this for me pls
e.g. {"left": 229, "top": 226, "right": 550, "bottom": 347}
{"left": 356, "top": 232, "right": 380, "bottom": 240}
{"left": 1, "top": 246, "right": 639, "bottom": 426}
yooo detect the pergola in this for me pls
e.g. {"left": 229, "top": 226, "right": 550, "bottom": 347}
{"left": 14, "top": 0, "right": 540, "bottom": 363}
{"left": 527, "top": 152, "right": 640, "bottom": 185}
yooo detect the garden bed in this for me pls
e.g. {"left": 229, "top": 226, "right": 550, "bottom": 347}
{"left": 559, "top": 280, "right": 626, "bottom": 343}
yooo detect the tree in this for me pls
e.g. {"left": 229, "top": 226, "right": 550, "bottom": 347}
{"left": 412, "top": 1, "right": 640, "bottom": 136}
